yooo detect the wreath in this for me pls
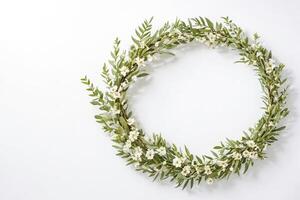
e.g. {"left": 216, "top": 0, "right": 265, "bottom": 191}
{"left": 81, "top": 17, "right": 289, "bottom": 189}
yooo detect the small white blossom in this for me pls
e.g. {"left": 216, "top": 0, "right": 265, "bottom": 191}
{"left": 217, "top": 160, "right": 228, "bottom": 169}
{"left": 181, "top": 165, "right": 191, "bottom": 176}
{"left": 242, "top": 150, "right": 250, "bottom": 158}
{"left": 135, "top": 57, "right": 145, "bottom": 67}
{"left": 246, "top": 140, "right": 256, "bottom": 148}
{"left": 132, "top": 146, "right": 143, "bottom": 161}
{"left": 207, "top": 32, "right": 217, "bottom": 43}
{"left": 157, "top": 146, "right": 167, "bottom": 156}
{"left": 206, "top": 178, "right": 214, "bottom": 185}
{"left": 110, "top": 106, "right": 120, "bottom": 115}
{"left": 111, "top": 91, "right": 121, "bottom": 99}
{"left": 172, "top": 157, "right": 183, "bottom": 168}
{"left": 154, "top": 42, "right": 160, "bottom": 47}
{"left": 232, "top": 152, "right": 242, "bottom": 160}
{"left": 145, "top": 149, "right": 155, "bottom": 160}
{"left": 249, "top": 151, "right": 258, "bottom": 159}
{"left": 128, "top": 129, "right": 139, "bottom": 142}
{"left": 121, "top": 81, "right": 128, "bottom": 90}
{"left": 204, "top": 165, "right": 212, "bottom": 175}
{"left": 123, "top": 140, "right": 132, "bottom": 152}
{"left": 229, "top": 167, "right": 234, "bottom": 172}
{"left": 120, "top": 66, "right": 129, "bottom": 77}
{"left": 127, "top": 118, "right": 135, "bottom": 126}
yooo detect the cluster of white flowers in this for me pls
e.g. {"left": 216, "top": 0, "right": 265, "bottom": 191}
{"left": 204, "top": 165, "right": 212, "bottom": 175}
{"left": 135, "top": 57, "right": 145, "bottom": 67}
{"left": 217, "top": 160, "right": 228, "bottom": 171}
{"left": 231, "top": 152, "right": 242, "bottom": 160}
{"left": 207, "top": 32, "right": 217, "bottom": 43}
{"left": 110, "top": 85, "right": 121, "bottom": 99}
{"left": 128, "top": 129, "right": 139, "bottom": 142}
{"left": 110, "top": 106, "right": 120, "bottom": 115}
{"left": 120, "top": 66, "right": 129, "bottom": 77}
{"left": 172, "top": 28, "right": 193, "bottom": 42}
{"left": 172, "top": 156, "right": 185, "bottom": 168}
{"left": 156, "top": 146, "right": 167, "bottom": 156}
{"left": 246, "top": 140, "right": 256, "bottom": 148}
{"left": 132, "top": 146, "right": 143, "bottom": 161}
{"left": 145, "top": 149, "right": 155, "bottom": 160}
{"left": 181, "top": 165, "right": 191, "bottom": 176}
{"left": 196, "top": 32, "right": 219, "bottom": 47}
{"left": 127, "top": 117, "right": 135, "bottom": 126}
{"left": 123, "top": 140, "right": 132, "bottom": 152}
{"left": 231, "top": 146, "right": 259, "bottom": 160}
{"left": 120, "top": 81, "right": 128, "bottom": 90}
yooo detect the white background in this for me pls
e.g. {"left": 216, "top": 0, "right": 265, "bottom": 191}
{"left": 0, "top": 0, "right": 300, "bottom": 199}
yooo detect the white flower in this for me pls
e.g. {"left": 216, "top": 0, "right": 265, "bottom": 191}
{"left": 120, "top": 66, "right": 129, "bottom": 77}
{"left": 232, "top": 152, "right": 242, "bottom": 160}
{"left": 123, "top": 140, "right": 132, "bottom": 152}
{"left": 207, "top": 32, "right": 217, "bottom": 42}
{"left": 229, "top": 167, "right": 234, "bottom": 172}
{"left": 162, "top": 161, "right": 167, "bottom": 165}
{"left": 249, "top": 151, "right": 258, "bottom": 159}
{"left": 181, "top": 165, "right": 191, "bottom": 176}
{"left": 154, "top": 42, "right": 160, "bottom": 47}
{"left": 135, "top": 57, "right": 145, "bottom": 67}
{"left": 132, "top": 146, "right": 143, "bottom": 161}
{"left": 157, "top": 146, "right": 167, "bottom": 156}
{"left": 121, "top": 81, "right": 128, "bottom": 90}
{"left": 204, "top": 165, "right": 212, "bottom": 175}
{"left": 246, "top": 140, "right": 256, "bottom": 148}
{"left": 145, "top": 149, "right": 155, "bottom": 160}
{"left": 172, "top": 157, "right": 183, "bottom": 168}
{"left": 110, "top": 106, "right": 120, "bottom": 115}
{"left": 242, "top": 150, "right": 250, "bottom": 158}
{"left": 128, "top": 129, "right": 139, "bottom": 142}
{"left": 127, "top": 118, "right": 135, "bottom": 126}
{"left": 111, "top": 91, "right": 121, "bottom": 99}
{"left": 217, "top": 160, "right": 228, "bottom": 169}
{"left": 195, "top": 166, "right": 201, "bottom": 175}
{"left": 206, "top": 178, "right": 214, "bottom": 185}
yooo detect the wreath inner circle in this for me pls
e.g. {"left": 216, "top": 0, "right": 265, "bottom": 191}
{"left": 82, "top": 17, "right": 289, "bottom": 189}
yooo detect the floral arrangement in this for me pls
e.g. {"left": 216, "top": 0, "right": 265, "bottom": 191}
{"left": 81, "top": 17, "right": 289, "bottom": 189}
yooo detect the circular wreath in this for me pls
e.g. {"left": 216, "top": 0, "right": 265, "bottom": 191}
{"left": 81, "top": 17, "right": 289, "bottom": 189}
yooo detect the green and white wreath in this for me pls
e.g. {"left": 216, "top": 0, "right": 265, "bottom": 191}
{"left": 81, "top": 17, "right": 289, "bottom": 189}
